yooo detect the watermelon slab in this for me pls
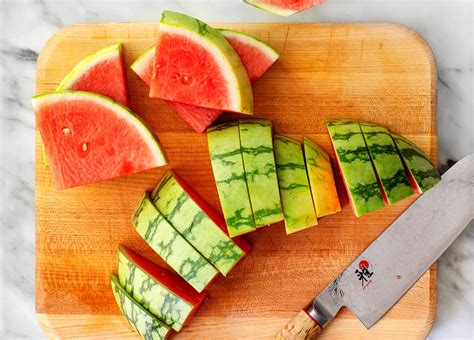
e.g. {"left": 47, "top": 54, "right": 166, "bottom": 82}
{"left": 110, "top": 274, "right": 172, "bottom": 339}
{"left": 239, "top": 120, "right": 283, "bottom": 227}
{"left": 274, "top": 135, "right": 317, "bottom": 234}
{"left": 327, "top": 120, "right": 385, "bottom": 217}
{"left": 359, "top": 122, "right": 414, "bottom": 204}
{"left": 151, "top": 171, "right": 247, "bottom": 276}
{"left": 57, "top": 43, "right": 129, "bottom": 106}
{"left": 244, "top": 0, "right": 325, "bottom": 16}
{"left": 132, "top": 194, "right": 219, "bottom": 292}
{"left": 207, "top": 122, "right": 256, "bottom": 237}
{"left": 132, "top": 29, "right": 278, "bottom": 133}
{"left": 150, "top": 11, "right": 253, "bottom": 114}
{"left": 118, "top": 246, "right": 206, "bottom": 331}
{"left": 391, "top": 133, "right": 441, "bottom": 193}
{"left": 303, "top": 137, "right": 341, "bottom": 218}
{"left": 33, "top": 91, "right": 167, "bottom": 189}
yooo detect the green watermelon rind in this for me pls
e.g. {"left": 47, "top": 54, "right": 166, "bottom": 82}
{"left": 359, "top": 122, "right": 414, "bottom": 204}
{"left": 219, "top": 29, "right": 280, "bottom": 62}
{"left": 132, "top": 194, "right": 219, "bottom": 293}
{"left": 110, "top": 274, "right": 172, "bottom": 339}
{"left": 56, "top": 43, "right": 122, "bottom": 91}
{"left": 117, "top": 248, "right": 194, "bottom": 331}
{"left": 32, "top": 90, "right": 168, "bottom": 167}
{"left": 130, "top": 44, "right": 155, "bottom": 79}
{"left": 159, "top": 11, "right": 253, "bottom": 114}
{"left": 151, "top": 171, "right": 246, "bottom": 276}
{"left": 243, "top": 0, "right": 301, "bottom": 16}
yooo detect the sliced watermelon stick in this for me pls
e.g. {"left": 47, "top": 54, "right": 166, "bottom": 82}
{"left": 118, "top": 246, "right": 207, "bottom": 332}
{"left": 57, "top": 43, "right": 129, "bottom": 106}
{"left": 110, "top": 274, "right": 173, "bottom": 339}
{"left": 244, "top": 0, "right": 325, "bottom": 17}
{"left": 33, "top": 91, "right": 167, "bottom": 190}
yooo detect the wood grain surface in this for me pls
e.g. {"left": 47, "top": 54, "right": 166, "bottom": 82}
{"left": 35, "top": 22, "right": 437, "bottom": 339}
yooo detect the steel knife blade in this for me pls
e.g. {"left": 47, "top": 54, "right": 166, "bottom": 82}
{"left": 275, "top": 153, "right": 474, "bottom": 339}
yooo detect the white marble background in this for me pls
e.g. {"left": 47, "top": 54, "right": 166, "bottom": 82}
{"left": 0, "top": 0, "right": 472, "bottom": 339}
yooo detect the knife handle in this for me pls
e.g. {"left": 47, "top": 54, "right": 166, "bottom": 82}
{"left": 274, "top": 310, "right": 322, "bottom": 340}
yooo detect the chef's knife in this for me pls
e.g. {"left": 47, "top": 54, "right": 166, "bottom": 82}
{"left": 275, "top": 153, "right": 474, "bottom": 339}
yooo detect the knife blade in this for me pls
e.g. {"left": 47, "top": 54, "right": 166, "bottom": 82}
{"left": 275, "top": 153, "right": 474, "bottom": 339}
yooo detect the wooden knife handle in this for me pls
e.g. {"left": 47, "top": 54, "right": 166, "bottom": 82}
{"left": 274, "top": 310, "right": 322, "bottom": 340}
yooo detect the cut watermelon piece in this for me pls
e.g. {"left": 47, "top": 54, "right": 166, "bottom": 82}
{"left": 359, "top": 122, "right": 414, "bottom": 204}
{"left": 149, "top": 11, "right": 253, "bottom": 114}
{"left": 118, "top": 246, "right": 206, "bottom": 332}
{"left": 391, "top": 133, "right": 441, "bottom": 193}
{"left": 327, "top": 120, "right": 385, "bottom": 217}
{"left": 239, "top": 120, "right": 283, "bottom": 227}
{"left": 33, "top": 91, "right": 167, "bottom": 189}
{"left": 151, "top": 171, "right": 247, "bottom": 276}
{"left": 57, "top": 43, "right": 129, "bottom": 106}
{"left": 207, "top": 122, "right": 256, "bottom": 237}
{"left": 110, "top": 274, "right": 172, "bottom": 339}
{"left": 274, "top": 135, "right": 317, "bottom": 234}
{"left": 132, "top": 193, "right": 219, "bottom": 293}
{"left": 131, "top": 29, "right": 279, "bottom": 132}
{"left": 244, "top": 0, "right": 325, "bottom": 16}
{"left": 303, "top": 137, "right": 341, "bottom": 218}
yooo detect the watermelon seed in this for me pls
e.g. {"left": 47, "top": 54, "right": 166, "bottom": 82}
{"left": 182, "top": 75, "right": 191, "bottom": 85}
{"left": 62, "top": 127, "right": 70, "bottom": 134}
{"left": 82, "top": 143, "right": 88, "bottom": 152}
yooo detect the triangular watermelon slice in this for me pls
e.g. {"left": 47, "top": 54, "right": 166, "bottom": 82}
{"left": 57, "top": 43, "right": 129, "bottom": 106}
{"left": 131, "top": 29, "right": 279, "bottom": 132}
{"left": 149, "top": 11, "right": 253, "bottom": 114}
{"left": 244, "top": 0, "right": 325, "bottom": 16}
{"left": 33, "top": 91, "right": 168, "bottom": 189}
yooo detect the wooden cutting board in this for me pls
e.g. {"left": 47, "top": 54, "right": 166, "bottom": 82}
{"left": 35, "top": 23, "right": 437, "bottom": 339}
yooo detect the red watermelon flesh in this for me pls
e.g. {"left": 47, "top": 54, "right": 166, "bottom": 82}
{"left": 57, "top": 43, "right": 129, "bottom": 107}
{"left": 33, "top": 91, "right": 168, "bottom": 189}
{"left": 244, "top": 0, "right": 325, "bottom": 16}
{"left": 171, "top": 171, "right": 252, "bottom": 254}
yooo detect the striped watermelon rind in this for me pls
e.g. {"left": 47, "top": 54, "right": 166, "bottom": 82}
{"left": 207, "top": 122, "right": 256, "bottom": 237}
{"left": 110, "top": 274, "right": 172, "bottom": 339}
{"left": 274, "top": 134, "right": 317, "bottom": 234}
{"left": 303, "top": 137, "right": 342, "bottom": 218}
{"left": 243, "top": 0, "right": 325, "bottom": 17}
{"left": 117, "top": 247, "right": 201, "bottom": 331}
{"left": 152, "top": 171, "right": 246, "bottom": 276}
{"left": 391, "top": 133, "right": 441, "bottom": 193}
{"left": 132, "top": 194, "right": 219, "bottom": 292}
{"left": 359, "top": 122, "right": 414, "bottom": 204}
{"left": 239, "top": 119, "right": 283, "bottom": 227}
{"left": 327, "top": 120, "right": 385, "bottom": 217}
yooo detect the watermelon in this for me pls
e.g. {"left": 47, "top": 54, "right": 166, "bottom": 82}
{"left": 274, "top": 135, "right": 317, "bottom": 234}
{"left": 110, "top": 274, "right": 172, "bottom": 339}
{"left": 150, "top": 11, "right": 253, "bottom": 114}
{"left": 151, "top": 171, "right": 247, "bottom": 276}
{"left": 359, "top": 122, "right": 414, "bottom": 204}
{"left": 391, "top": 133, "right": 441, "bottom": 193}
{"left": 327, "top": 120, "right": 385, "bottom": 217}
{"left": 303, "top": 137, "right": 341, "bottom": 218}
{"left": 32, "top": 91, "right": 167, "bottom": 189}
{"left": 117, "top": 246, "right": 206, "bottom": 331}
{"left": 132, "top": 29, "right": 278, "bottom": 133}
{"left": 57, "top": 43, "right": 129, "bottom": 106}
{"left": 207, "top": 122, "right": 256, "bottom": 237}
{"left": 132, "top": 194, "right": 219, "bottom": 292}
{"left": 239, "top": 120, "right": 283, "bottom": 227}
{"left": 244, "top": 0, "right": 325, "bottom": 16}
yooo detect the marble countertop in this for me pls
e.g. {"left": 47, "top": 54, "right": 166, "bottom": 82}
{"left": 0, "top": 0, "right": 472, "bottom": 338}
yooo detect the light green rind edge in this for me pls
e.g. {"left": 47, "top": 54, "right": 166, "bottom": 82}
{"left": 243, "top": 0, "right": 299, "bottom": 16}
{"left": 32, "top": 90, "right": 168, "bottom": 167}
{"left": 219, "top": 29, "right": 280, "bottom": 61}
{"left": 130, "top": 44, "right": 156, "bottom": 74}
{"left": 160, "top": 11, "right": 253, "bottom": 114}
{"left": 57, "top": 43, "right": 122, "bottom": 90}
{"left": 110, "top": 274, "right": 172, "bottom": 340}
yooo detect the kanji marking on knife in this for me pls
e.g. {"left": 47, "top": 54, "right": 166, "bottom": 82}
{"left": 355, "top": 261, "right": 374, "bottom": 289}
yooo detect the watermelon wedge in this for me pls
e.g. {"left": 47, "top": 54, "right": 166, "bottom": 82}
{"left": 33, "top": 91, "right": 167, "bottom": 189}
{"left": 244, "top": 0, "right": 325, "bottom": 16}
{"left": 133, "top": 28, "right": 278, "bottom": 132}
{"left": 110, "top": 274, "right": 172, "bottom": 339}
{"left": 149, "top": 11, "right": 253, "bottom": 114}
{"left": 118, "top": 246, "right": 206, "bottom": 332}
{"left": 57, "top": 43, "right": 129, "bottom": 106}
